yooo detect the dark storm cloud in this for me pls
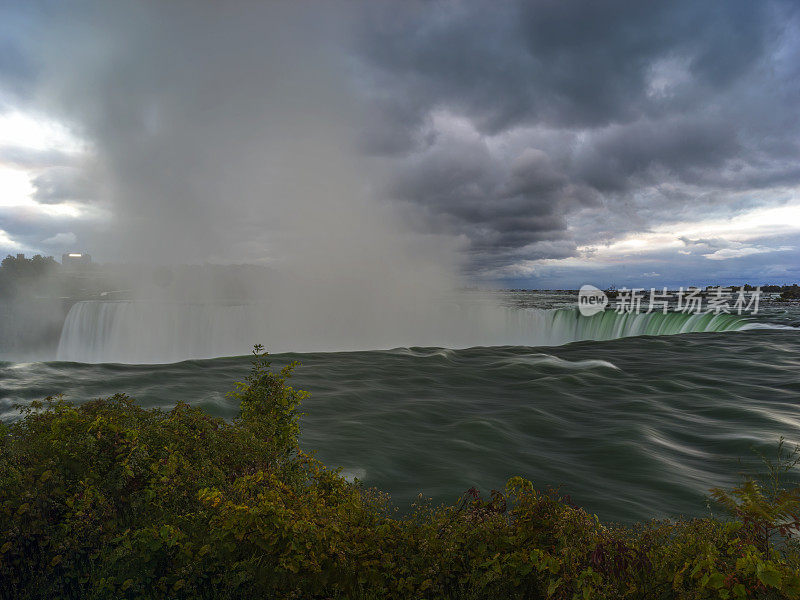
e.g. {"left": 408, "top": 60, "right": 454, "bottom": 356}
{"left": 390, "top": 129, "right": 586, "bottom": 267}
{"left": 358, "top": 0, "right": 774, "bottom": 134}
{"left": 355, "top": 0, "right": 800, "bottom": 277}
{"left": 572, "top": 115, "right": 740, "bottom": 193}
{"left": 0, "top": 0, "right": 799, "bottom": 284}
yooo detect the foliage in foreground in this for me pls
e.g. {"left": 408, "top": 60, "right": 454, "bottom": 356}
{"left": 1, "top": 347, "right": 800, "bottom": 599}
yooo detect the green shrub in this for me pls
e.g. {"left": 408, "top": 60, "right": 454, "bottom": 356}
{"left": 1, "top": 346, "right": 799, "bottom": 599}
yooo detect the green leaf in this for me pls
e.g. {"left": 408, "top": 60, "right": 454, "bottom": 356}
{"left": 757, "top": 564, "right": 782, "bottom": 588}
{"left": 707, "top": 572, "right": 725, "bottom": 589}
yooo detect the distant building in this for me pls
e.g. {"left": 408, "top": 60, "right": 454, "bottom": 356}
{"left": 62, "top": 252, "right": 92, "bottom": 268}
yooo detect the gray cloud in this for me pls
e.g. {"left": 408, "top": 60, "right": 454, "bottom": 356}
{"left": 41, "top": 231, "right": 76, "bottom": 246}
{"left": 357, "top": 0, "right": 778, "bottom": 134}
{"left": 0, "top": 204, "right": 103, "bottom": 257}
{"left": 31, "top": 166, "right": 95, "bottom": 204}
{"left": 353, "top": 0, "right": 800, "bottom": 281}
{"left": 389, "top": 129, "right": 590, "bottom": 272}
{"left": 0, "top": 145, "right": 75, "bottom": 169}
{"left": 0, "top": 0, "right": 799, "bottom": 285}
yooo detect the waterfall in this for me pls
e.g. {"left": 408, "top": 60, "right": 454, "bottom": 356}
{"left": 56, "top": 300, "right": 753, "bottom": 364}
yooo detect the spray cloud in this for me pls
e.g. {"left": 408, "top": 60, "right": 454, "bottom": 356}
{"left": 12, "top": 1, "right": 474, "bottom": 359}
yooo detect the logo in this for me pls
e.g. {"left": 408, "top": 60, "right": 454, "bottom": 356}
{"left": 578, "top": 284, "right": 608, "bottom": 316}
{"left": 576, "top": 285, "right": 761, "bottom": 316}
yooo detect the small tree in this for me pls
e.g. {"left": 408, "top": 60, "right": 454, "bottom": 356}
{"left": 227, "top": 344, "right": 308, "bottom": 461}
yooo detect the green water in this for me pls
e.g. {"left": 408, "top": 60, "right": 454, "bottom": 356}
{"left": 3, "top": 305, "right": 800, "bottom": 523}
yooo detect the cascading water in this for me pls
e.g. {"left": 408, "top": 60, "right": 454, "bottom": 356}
{"left": 56, "top": 300, "right": 753, "bottom": 364}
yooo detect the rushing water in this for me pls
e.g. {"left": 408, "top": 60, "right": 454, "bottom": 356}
{"left": 3, "top": 294, "right": 800, "bottom": 523}
{"left": 57, "top": 299, "right": 755, "bottom": 363}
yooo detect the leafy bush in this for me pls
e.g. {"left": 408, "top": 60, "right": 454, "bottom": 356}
{"left": 710, "top": 438, "right": 800, "bottom": 554}
{"left": 1, "top": 347, "right": 799, "bottom": 599}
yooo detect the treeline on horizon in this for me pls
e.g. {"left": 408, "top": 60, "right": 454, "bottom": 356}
{"left": 0, "top": 254, "right": 276, "bottom": 303}
{"left": 1, "top": 347, "right": 799, "bottom": 599}
{"left": 0, "top": 254, "right": 97, "bottom": 301}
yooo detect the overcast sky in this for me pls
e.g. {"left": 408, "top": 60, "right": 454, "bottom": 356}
{"left": 1, "top": 0, "right": 799, "bottom": 288}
